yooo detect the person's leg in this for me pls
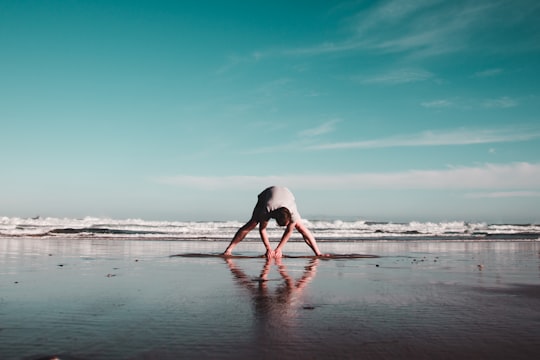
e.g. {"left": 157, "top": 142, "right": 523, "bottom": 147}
{"left": 223, "top": 219, "right": 257, "bottom": 255}
{"left": 295, "top": 221, "right": 322, "bottom": 256}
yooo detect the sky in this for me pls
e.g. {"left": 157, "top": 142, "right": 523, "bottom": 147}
{"left": 1, "top": 0, "right": 540, "bottom": 223}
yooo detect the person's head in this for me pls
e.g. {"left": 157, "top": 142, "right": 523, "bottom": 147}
{"left": 271, "top": 207, "right": 292, "bottom": 227}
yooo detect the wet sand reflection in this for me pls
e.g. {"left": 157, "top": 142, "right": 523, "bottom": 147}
{"left": 225, "top": 257, "right": 319, "bottom": 353}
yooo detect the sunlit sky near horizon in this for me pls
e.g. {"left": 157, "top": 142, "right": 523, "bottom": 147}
{"left": 1, "top": 0, "right": 540, "bottom": 223}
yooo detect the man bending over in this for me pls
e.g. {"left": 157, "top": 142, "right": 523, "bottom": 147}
{"left": 223, "top": 186, "right": 324, "bottom": 258}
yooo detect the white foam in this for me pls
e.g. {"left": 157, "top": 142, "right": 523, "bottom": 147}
{"left": 0, "top": 216, "right": 538, "bottom": 240}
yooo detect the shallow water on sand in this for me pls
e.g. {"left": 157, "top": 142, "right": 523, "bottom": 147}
{"left": 1, "top": 238, "right": 540, "bottom": 359}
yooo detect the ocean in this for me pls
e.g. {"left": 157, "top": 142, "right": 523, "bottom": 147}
{"left": 1, "top": 216, "right": 539, "bottom": 242}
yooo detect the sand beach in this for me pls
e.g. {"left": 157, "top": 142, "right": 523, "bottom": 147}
{"left": 1, "top": 237, "right": 539, "bottom": 359}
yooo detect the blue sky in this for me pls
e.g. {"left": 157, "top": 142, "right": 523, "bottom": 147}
{"left": 1, "top": 0, "right": 539, "bottom": 223}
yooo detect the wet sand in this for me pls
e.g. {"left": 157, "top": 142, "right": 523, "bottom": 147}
{"left": 1, "top": 238, "right": 540, "bottom": 359}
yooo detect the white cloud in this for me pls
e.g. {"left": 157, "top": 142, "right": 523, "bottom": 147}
{"left": 216, "top": 53, "right": 258, "bottom": 74}
{"left": 421, "top": 96, "right": 522, "bottom": 110}
{"left": 284, "top": 39, "right": 367, "bottom": 57}
{"left": 155, "top": 162, "right": 540, "bottom": 191}
{"left": 307, "top": 127, "right": 540, "bottom": 150}
{"left": 366, "top": 0, "right": 439, "bottom": 23}
{"left": 256, "top": 78, "right": 293, "bottom": 97}
{"left": 361, "top": 69, "right": 433, "bottom": 84}
{"left": 482, "top": 96, "right": 518, "bottom": 108}
{"left": 299, "top": 119, "right": 340, "bottom": 137}
{"left": 473, "top": 68, "right": 503, "bottom": 77}
{"left": 284, "top": 0, "right": 516, "bottom": 59}
{"left": 465, "top": 191, "right": 540, "bottom": 199}
{"left": 421, "top": 99, "right": 452, "bottom": 108}
{"left": 221, "top": 1, "right": 539, "bottom": 70}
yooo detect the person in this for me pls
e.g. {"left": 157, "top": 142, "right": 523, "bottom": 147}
{"left": 223, "top": 186, "right": 324, "bottom": 258}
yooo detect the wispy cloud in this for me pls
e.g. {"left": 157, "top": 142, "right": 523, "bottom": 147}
{"left": 218, "top": 1, "right": 539, "bottom": 75}
{"left": 360, "top": 69, "right": 434, "bottom": 84}
{"left": 420, "top": 96, "right": 521, "bottom": 110}
{"left": 299, "top": 119, "right": 340, "bottom": 137}
{"left": 219, "top": 0, "right": 539, "bottom": 75}
{"left": 465, "top": 191, "right": 540, "bottom": 199}
{"left": 355, "top": 0, "right": 439, "bottom": 27}
{"left": 155, "top": 162, "right": 540, "bottom": 191}
{"left": 283, "top": 0, "right": 526, "bottom": 59}
{"left": 307, "top": 127, "right": 540, "bottom": 150}
{"left": 420, "top": 99, "right": 453, "bottom": 108}
{"left": 256, "top": 78, "right": 293, "bottom": 97}
{"left": 473, "top": 68, "right": 503, "bottom": 78}
{"left": 482, "top": 96, "right": 518, "bottom": 108}
{"left": 216, "top": 53, "right": 260, "bottom": 74}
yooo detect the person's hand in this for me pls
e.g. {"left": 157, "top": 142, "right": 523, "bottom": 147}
{"left": 274, "top": 248, "right": 283, "bottom": 258}
{"left": 265, "top": 249, "right": 275, "bottom": 258}
{"left": 318, "top": 253, "right": 331, "bottom": 257}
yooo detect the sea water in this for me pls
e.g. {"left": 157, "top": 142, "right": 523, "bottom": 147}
{"left": 1, "top": 216, "right": 539, "bottom": 241}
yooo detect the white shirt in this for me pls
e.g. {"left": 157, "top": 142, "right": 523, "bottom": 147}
{"left": 252, "top": 186, "right": 301, "bottom": 223}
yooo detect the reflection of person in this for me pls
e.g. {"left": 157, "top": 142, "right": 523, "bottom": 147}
{"left": 225, "top": 257, "right": 318, "bottom": 319}
{"left": 225, "top": 257, "right": 319, "bottom": 353}
{"left": 223, "top": 186, "right": 324, "bottom": 258}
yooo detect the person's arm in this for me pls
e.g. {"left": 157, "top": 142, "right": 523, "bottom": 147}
{"left": 295, "top": 220, "right": 323, "bottom": 256}
{"left": 259, "top": 220, "right": 274, "bottom": 258}
{"left": 273, "top": 222, "right": 295, "bottom": 258}
{"left": 223, "top": 219, "right": 257, "bottom": 256}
